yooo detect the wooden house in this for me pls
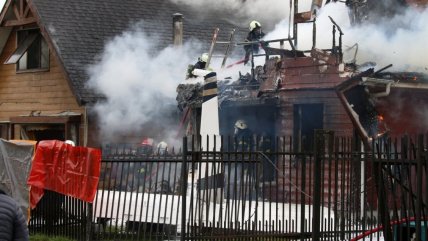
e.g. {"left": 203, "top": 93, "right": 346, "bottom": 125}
{"left": 0, "top": 0, "right": 248, "bottom": 147}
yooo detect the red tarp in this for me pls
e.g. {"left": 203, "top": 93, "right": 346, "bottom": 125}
{"left": 27, "top": 140, "right": 101, "bottom": 209}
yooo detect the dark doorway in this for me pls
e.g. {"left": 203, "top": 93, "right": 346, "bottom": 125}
{"left": 27, "top": 125, "right": 66, "bottom": 234}
{"left": 219, "top": 104, "right": 277, "bottom": 137}
{"left": 293, "top": 104, "right": 324, "bottom": 152}
{"left": 220, "top": 104, "right": 277, "bottom": 183}
{"left": 33, "top": 128, "right": 65, "bottom": 141}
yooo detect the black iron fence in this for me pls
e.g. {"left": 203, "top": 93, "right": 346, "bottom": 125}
{"left": 29, "top": 132, "right": 428, "bottom": 241}
{"left": 28, "top": 190, "right": 87, "bottom": 240}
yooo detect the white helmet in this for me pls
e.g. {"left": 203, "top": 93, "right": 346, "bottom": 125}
{"left": 234, "top": 119, "right": 248, "bottom": 130}
{"left": 200, "top": 53, "right": 209, "bottom": 63}
{"left": 249, "top": 20, "right": 261, "bottom": 31}
{"left": 65, "top": 140, "right": 75, "bottom": 146}
{"left": 157, "top": 141, "right": 168, "bottom": 154}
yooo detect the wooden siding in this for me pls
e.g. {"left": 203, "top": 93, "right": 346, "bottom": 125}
{"left": 277, "top": 89, "right": 354, "bottom": 139}
{"left": 0, "top": 29, "right": 83, "bottom": 121}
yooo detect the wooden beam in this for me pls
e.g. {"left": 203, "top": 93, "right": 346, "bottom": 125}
{"left": 24, "top": 4, "right": 30, "bottom": 18}
{"left": 20, "top": 0, "right": 24, "bottom": 18}
{"left": 10, "top": 115, "right": 82, "bottom": 124}
{"left": 4, "top": 17, "right": 36, "bottom": 26}
{"left": 13, "top": 4, "right": 20, "bottom": 20}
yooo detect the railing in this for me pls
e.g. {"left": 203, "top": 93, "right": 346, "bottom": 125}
{"left": 29, "top": 133, "right": 428, "bottom": 241}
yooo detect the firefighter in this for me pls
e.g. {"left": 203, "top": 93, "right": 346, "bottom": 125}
{"left": 243, "top": 20, "right": 266, "bottom": 65}
{"left": 157, "top": 141, "right": 168, "bottom": 155}
{"left": 186, "top": 53, "right": 209, "bottom": 79}
{"left": 226, "top": 119, "right": 257, "bottom": 200}
{"left": 234, "top": 119, "right": 254, "bottom": 151}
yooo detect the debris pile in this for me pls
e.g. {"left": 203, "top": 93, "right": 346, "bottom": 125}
{"left": 176, "top": 66, "right": 267, "bottom": 111}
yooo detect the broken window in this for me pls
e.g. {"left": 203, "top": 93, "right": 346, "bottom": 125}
{"left": 4, "top": 29, "right": 49, "bottom": 71}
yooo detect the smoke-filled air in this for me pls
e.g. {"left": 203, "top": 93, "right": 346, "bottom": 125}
{"left": 265, "top": 2, "right": 428, "bottom": 73}
{"left": 169, "top": 0, "right": 311, "bottom": 30}
{"left": 87, "top": 1, "right": 428, "bottom": 145}
{"left": 86, "top": 22, "right": 203, "bottom": 144}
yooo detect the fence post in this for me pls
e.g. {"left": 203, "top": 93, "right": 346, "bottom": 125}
{"left": 181, "top": 136, "right": 188, "bottom": 241}
{"left": 416, "top": 134, "right": 424, "bottom": 241}
{"left": 371, "top": 138, "right": 392, "bottom": 241}
{"left": 300, "top": 153, "right": 306, "bottom": 241}
{"left": 312, "top": 130, "right": 323, "bottom": 241}
{"left": 85, "top": 202, "right": 93, "bottom": 241}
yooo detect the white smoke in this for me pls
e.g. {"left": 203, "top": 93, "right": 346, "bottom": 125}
{"left": 87, "top": 2, "right": 428, "bottom": 146}
{"left": 345, "top": 7, "right": 428, "bottom": 73}
{"left": 265, "top": 2, "right": 428, "bottom": 73}
{"left": 169, "top": 0, "right": 311, "bottom": 30}
{"left": 86, "top": 22, "right": 203, "bottom": 145}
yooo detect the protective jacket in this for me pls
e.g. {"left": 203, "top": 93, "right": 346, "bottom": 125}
{"left": 244, "top": 29, "right": 266, "bottom": 63}
{"left": 186, "top": 60, "right": 207, "bottom": 79}
{"left": 0, "top": 190, "right": 29, "bottom": 241}
{"left": 234, "top": 128, "right": 254, "bottom": 152}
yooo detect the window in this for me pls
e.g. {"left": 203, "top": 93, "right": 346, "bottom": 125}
{"left": 4, "top": 29, "right": 49, "bottom": 71}
{"left": 293, "top": 104, "right": 324, "bottom": 152}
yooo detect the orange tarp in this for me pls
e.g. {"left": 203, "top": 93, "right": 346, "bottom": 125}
{"left": 27, "top": 140, "right": 101, "bottom": 209}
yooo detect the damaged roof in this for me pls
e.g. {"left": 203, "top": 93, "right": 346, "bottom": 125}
{"left": 336, "top": 69, "right": 428, "bottom": 145}
{"left": 10, "top": 0, "right": 248, "bottom": 105}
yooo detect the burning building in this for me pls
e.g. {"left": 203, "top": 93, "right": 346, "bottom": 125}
{"left": 177, "top": 0, "right": 428, "bottom": 150}
{"left": 176, "top": 0, "right": 428, "bottom": 202}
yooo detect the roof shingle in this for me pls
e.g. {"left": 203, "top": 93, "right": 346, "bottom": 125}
{"left": 30, "top": 0, "right": 249, "bottom": 104}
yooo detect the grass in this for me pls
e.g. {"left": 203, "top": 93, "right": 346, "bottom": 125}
{"left": 30, "top": 234, "right": 75, "bottom": 241}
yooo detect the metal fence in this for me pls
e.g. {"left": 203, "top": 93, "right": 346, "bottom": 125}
{"left": 29, "top": 132, "right": 428, "bottom": 241}
{"left": 28, "top": 190, "right": 87, "bottom": 240}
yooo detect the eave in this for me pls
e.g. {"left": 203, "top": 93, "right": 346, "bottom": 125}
{"left": 336, "top": 69, "right": 428, "bottom": 148}
{"left": 0, "top": 0, "right": 85, "bottom": 106}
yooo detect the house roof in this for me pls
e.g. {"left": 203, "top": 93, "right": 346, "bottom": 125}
{"left": 20, "top": 0, "right": 250, "bottom": 105}
{"left": 336, "top": 69, "right": 428, "bottom": 147}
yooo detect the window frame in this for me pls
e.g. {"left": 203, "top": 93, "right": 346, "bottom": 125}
{"left": 4, "top": 28, "right": 50, "bottom": 73}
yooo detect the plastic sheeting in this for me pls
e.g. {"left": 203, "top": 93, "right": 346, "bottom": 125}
{"left": 0, "top": 139, "right": 36, "bottom": 219}
{"left": 27, "top": 140, "right": 101, "bottom": 209}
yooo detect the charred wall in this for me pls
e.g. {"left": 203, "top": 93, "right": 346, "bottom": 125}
{"left": 277, "top": 89, "right": 353, "bottom": 139}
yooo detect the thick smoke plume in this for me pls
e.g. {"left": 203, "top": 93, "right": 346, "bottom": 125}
{"left": 87, "top": 2, "right": 428, "bottom": 146}
{"left": 169, "top": 0, "right": 311, "bottom": 31}
{"left": 265, "top": 2, "right": 428, "bottom": 73}
{"left": 346, "top": 6, "right": 428, "bottom": 73}
{"left": 86, "top": 23, "right": 203, "bottom": 145}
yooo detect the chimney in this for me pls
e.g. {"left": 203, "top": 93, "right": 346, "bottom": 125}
{"left": 173, "top": 13, "right": 183, "bottom": 46}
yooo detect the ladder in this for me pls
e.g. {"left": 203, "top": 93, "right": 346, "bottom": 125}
{"left": 205, "top": 28, "right": 235, "bottom": 69}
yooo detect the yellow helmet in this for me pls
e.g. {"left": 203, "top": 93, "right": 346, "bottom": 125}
{"left": 249, "top": 20, "right": 261, "bottom": 31}
{"left": 200, "top": 53, "right": 209, "bottom": 63}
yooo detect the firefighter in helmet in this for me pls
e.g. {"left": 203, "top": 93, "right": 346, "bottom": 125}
{"left": 244, "top": 20, "right": 266, "bottom": 64}
{"left": 226, "top": 119, "right": 257, "bottom": 200}
{"left": 157, "top": 141, "right": 168, "bottom": 155}
{"left": 186, "top": 53, "right": 209, "bottom": 79}
{"left": 234, "top": 119, "right": 254, "bottom": 151}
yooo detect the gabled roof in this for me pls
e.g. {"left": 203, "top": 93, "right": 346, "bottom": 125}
{"left": 2, "top": 0, "right": 249, "bottom": 105}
